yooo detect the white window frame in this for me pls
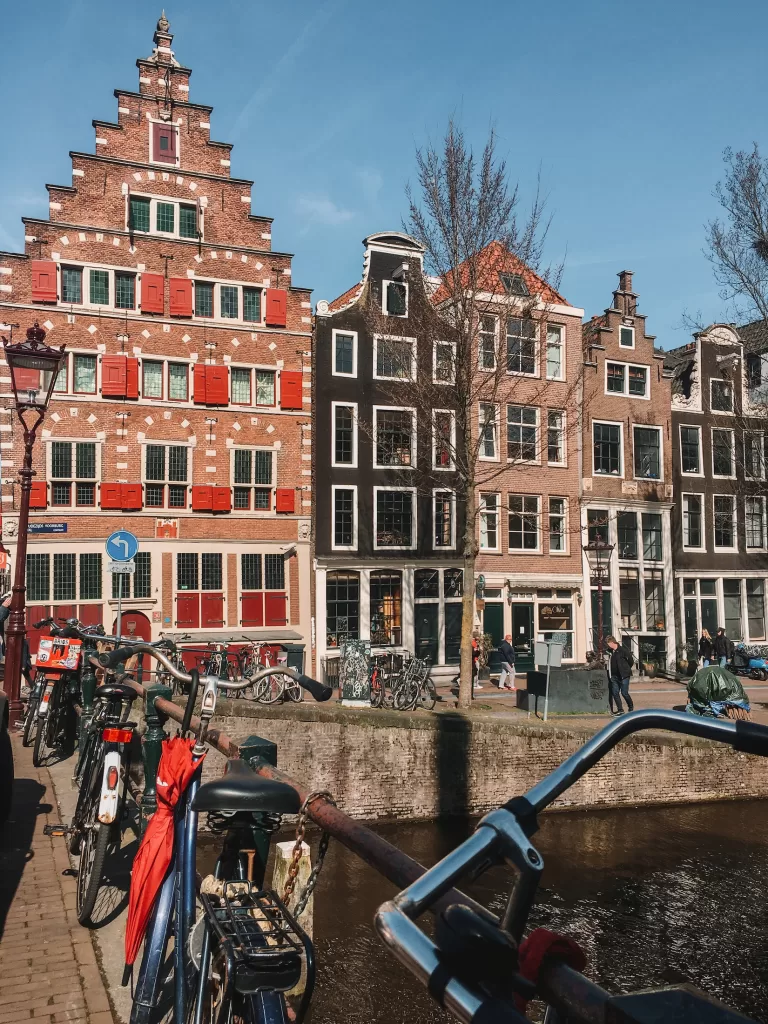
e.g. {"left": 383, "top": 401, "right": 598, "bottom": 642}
{"left": 506, "top": 404, "right": 540, "bottom": 465}
{"left": 619, "top": 324, "right": 635, "bottom": 349}
{"left": 331, "top": 401, "right": 358, "bottom": 469}
{"left": 372, "top": 405, "right": 416, "bottom": 470}
{"left": 372, "top": 334, "right": 417, "bottom": 382}
{"left": 478, "top": 315, "right": 498, "bottom": 371}
{"left": 479, "top": 492, "right": 500, "bottom": 552}
{"left": 192, "top": 279, "right": 266, "bottom": 327}
{"left": 545, "top": 323, "right": 565, "bottom": 381}
{"left": 505, "top": 316, "right": 539, "bottom": 378}
{"left": 143, "top": 440, "right": 193, "bottom": 510}
{"left": 230, "top": 447, "right": 277, "bottom": 512}
{"left": 332, "top": 329, "right": 358, "bottom": 378}
{"left": 632, "top": 424, "right": 664, "bottom": 481}
{"left": 58, "top": 261, "right": 138, "bottom": 314}
{"left": 432, "top": 489, "right": 457, "bottom": 550}
{"left": 592, "top": 419, "right": 624, "bottom": 477}
{"left": 604, "top": 360, "right": 650, "bottom": 400}
{"left": 507, "top": 493, "right": 542, "bottom": 554}
{"left": 681, "top": 493, "right": 705, "bottom": 551}
{"left": 711, "top": 426, "right": 736, "bottom": 479}
{"left": 713, "top": 494, "right": 738, "bottom": 552}
{"left": 546, "top": 409, "right": 567, "bottom": 467}
{"left": 679, "top": 423, "right": 703, "bottom": 477}
{"left": 148, "top": 119, "right": 181, "bottom": 167}
{"left": 548, "top": 496, "right": 569, "bottom": 555}
{"left": 432, "top": 409, "right": 456, "bottom": 471}
{"left": 382, "top": 279, "right": 408, "bottom": 318}
{"left": 126, "top": 190, "right": 200, "bottom": 241}
{"left": 373, "top": 486, "right": 417, "bottom": 551}
{"left": 65, "top": 350, "right": 99, "bottom": 396}
{"left": 433, "top": 340, "right": 456, "bottom": 384}
{"left": 478, "top": 402, "right": 499, "bottom": 462}
{"left": 141, "top": 358, "right": 165, "bottom": 401}
{"left": 709, "top": 377, "right": 734, "bottom": 415}
{"left": 45, "top": 439, "right": 102, "bottom": 511}
{"left": 745, "top": 495, "right": 767, "bottom": 552}
{"left": 331, "top": 484, "right": 358, "bottom": 552}
{"left": 744, "top": 430, "right": 766, "bottom": 480}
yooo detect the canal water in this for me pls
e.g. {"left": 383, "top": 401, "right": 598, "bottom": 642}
{"left": 300, "top": 800, "right": 768, "bottom": 1023}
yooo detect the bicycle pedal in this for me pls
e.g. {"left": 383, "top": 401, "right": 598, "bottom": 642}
{"left": 43, "top": 824, "right": 73, "bottom": 838}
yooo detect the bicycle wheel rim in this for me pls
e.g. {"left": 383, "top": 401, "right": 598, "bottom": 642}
{"left": 254, "top": 675, "right": 284, "bottom": 704}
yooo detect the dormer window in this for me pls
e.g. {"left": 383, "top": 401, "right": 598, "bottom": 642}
{"left": 499, "top": 272, "right": 529, "bottom": 297}
{"left": 151, "top": 122, "right": 178, "bottom": 165}
{"left": 619, "top": 325, "right": 635, "bottom": 348}
{"left": 384, "top": 281, "right": 408, "bottom": 317}
{"left": 710, "top": 378, "right": 733, "bottom": 413}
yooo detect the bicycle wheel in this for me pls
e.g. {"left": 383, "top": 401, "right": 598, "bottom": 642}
{"left": 394, "top": 680, "right": 418, "bottom": 711}
{"left": 370, "top": 670, "right": 383, "bottom": 708}
{"left": 254, "top": 673, "right": 286, "bottom": 704}
{"left": 76, "top": 801, "right": 113, "bottom": 926}
{"left": 22, "top": 690, "right": 40, "bottom": 748}
{"left": 285, "top": 677, "right": 303, "bottom": 702}
{"left": 418, "top": 679, "right": 437, "bottom": 711}
{"left": 32, "top": 681, "right": 59, "bottom": 767}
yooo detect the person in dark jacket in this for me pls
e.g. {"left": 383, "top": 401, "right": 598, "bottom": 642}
{"left": 606, "top": 635, "right": 634, "bottom": 715}
{"left": 0, "top": 593, "right": 32, "bottom": 691}
{"left": 498, "top": 635, "right": 516, "bottom": 691}
{"left": 713, "top": 627, "right": 732, "bottom": 668}
{"left": 698, "top": 629, "right": 713, "bottom": 667}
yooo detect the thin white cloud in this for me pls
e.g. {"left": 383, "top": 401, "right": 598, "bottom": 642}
{"left": 295, "top": 194, "right": 355, "bottom": 229}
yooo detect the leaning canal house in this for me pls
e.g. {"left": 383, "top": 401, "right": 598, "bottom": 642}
{"left": 313, "top": 232, "right": 464, "bottom": 682}
{"left": 0, "top": 16, "right": 314, "bottom": 665}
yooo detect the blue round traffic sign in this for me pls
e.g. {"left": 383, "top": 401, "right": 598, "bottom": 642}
{"left": 106, "top": 531, "right": 139, "bottom": 562}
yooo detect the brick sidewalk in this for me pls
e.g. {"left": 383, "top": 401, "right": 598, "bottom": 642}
{"left": 0, "top": 731, "right": 115, "bottom": 1024}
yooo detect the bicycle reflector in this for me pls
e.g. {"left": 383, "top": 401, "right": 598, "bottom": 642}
{"left": 107, "top": 765, "right": 119, "bottom": 790}
{"left": 103, "top": 727, "right": 133, "bottom": 744}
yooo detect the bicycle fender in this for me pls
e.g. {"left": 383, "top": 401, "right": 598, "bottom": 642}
{"left": 98, "top": 749, "right": 122, "bottom": 824}
{"left": 37, "top": 681, "right": 53, "bottom": 716}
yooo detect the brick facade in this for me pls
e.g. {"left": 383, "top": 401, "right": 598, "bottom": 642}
{"left": 0, "top": 16, "right": 313, "bottom": 665}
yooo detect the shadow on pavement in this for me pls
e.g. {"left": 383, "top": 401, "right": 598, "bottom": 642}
{"left": 0, "top": 775, "right": 51, "bottom": 940}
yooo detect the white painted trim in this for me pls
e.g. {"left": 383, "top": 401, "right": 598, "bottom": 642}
{"left": 126, "top": 191, "right": 200, "bottom": 242}
{"left": 478, "top": 402, "right": 499, "bottom": 462}
{"left": 432, "top": 488, "right": 457, "bottom": 550}
{"left": 373, "top": 486, "right": 417, "bottom": 551}
{"left": 547, "top": 495, "right": 569, "bottom": 555}
{"left": 505, "top": 402, "right": 540, "bottom": 466}
{"left": 604, "top": 359, "right": 650, "bottom": 400}
{"left": 372, "top": 405, "right": 416, "bottom": 470}
{"left": 45, "top": 437, "right": 102, "bottom": 512}
{"left": 331, "top": 328, "right": 358, "bottom": 378}
{"left": 432, "top": 339, "right": 456, "bottom": 384}
{"left": 431, "top": 408, "right": 456, "bottom": 471}
{"left": 479, "top": 491, "right": 501, "bottom": 552}
{"left": 381, "top": 279, "right": 408, "bottom": 318}
{"left": 744, "top": 494, "right": 768, "bottom": 552}
{"left": 712, "top": 493, "right": 738, "bottom": 552}
{"left": 681, "top": 492, "right": 705, "bottom": 551}
{"left": 228, "top": 446, "right": 277, "bottom": 512}
{"left": 477, "top": 314, "right": 498, "bottom": 372}
{"left": 592, "top": 419, "right": 624, "bottom": 478}
{"left": 507, "top": 493, "right": 542, "bottom": 554}
{"left": 711, "top": 425, "right": 736, "bottom": 479}
{"left": 546, "top": 409, "right": 567, "bottom": 467}
{"left": 618, "top": 324, "right": 635, "bottom": 350}
{"left": 678, "top": 423, "right": 704, "bottom": 477}
{"left": 504, "top": 315, "right": 539, "bottom": 378}
{"left": 545, "top": 322, "right": 565, "bottom": 381}
{"left": 331, "top": 401, "right": 358, "bottom": 469}
{"left": 331, "top": 484, "right": 359, "bottom": 551}
{"left": 631, "top": 423, "right": 664, "bottom": 482}
{"left": 743, "top": 429, "right": 766, "bottom": 480}
{"left": 193, "top": 279, "right": 265, "bottom": 327}
{"left": 147, "top": 118, "right": 180, "bottom": 168}
{"left": 709, "top": 376, "right": 735, "bottom": 416}
{"left": 372, "top": 334, "right": 417, "bottom": 382}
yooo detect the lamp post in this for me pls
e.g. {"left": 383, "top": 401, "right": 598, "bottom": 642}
{"left": 583, "top": 536, "right": 615, "bottom": 660}
{"left": 2, "top": 323, "right": 66, "bottom": 716}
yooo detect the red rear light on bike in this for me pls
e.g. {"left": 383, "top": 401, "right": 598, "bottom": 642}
{"left": 106, "top": 766, "right": 119, "bottom": 790}
{"left": 102, "top": 727, "right": 133, "bottom": 744}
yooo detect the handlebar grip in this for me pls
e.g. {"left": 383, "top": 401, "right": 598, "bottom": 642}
{"left": 33, "top": 619, "right": 52, "bottom": 630}
{"left": 296, "top": 673, "right": 333, "bottom": 702}
{"left": 181, "top": 668, "right": 199, "bottom": 737}
{"left": 99, "top": 646, "right": 138, "bottom": 669}
{"left": 734, "top": 720, "right": 768, "bottom": 756}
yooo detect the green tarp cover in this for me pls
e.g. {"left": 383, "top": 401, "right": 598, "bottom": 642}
{"left": 687, "top": 665, "right": 747, "bottom": 704}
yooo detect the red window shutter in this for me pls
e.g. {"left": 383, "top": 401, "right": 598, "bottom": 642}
{"left": 279, "top": 370, "right": 303, "bottom": 410}
{"left": 193, "top": 363, "right": 207, "bottom": 404}
{"left": 126, "top": 357, "right": 139, "bottom": 399}
{"left": 78, "top": 603, "right": 103, "bottom": 627}
{"left": 140, "top": 273, "right": 164, "bottom": 313}
{"left": 205, "top": 366, "right": 229, "bottom": 405}
{"left": 169, "top": 277, "right": 193, "bottom": 317}
{"left": 264, "top": 593, "right": 288, "bottom": 627}
{"left": 191, "top": 485, "right": 213, "bottom": 511}
{"left": 200, "top": 593, "right": 225, "bottom": 628}
{"left": 275, "top": 488, "right": 295, "bottom": 513}
{"left": 153, "top": 123, "right": 177, "bottom": 165}
{"left": 212, "top": 486, "right": 231, "bottom": 512}
{"left": 241, "top": 593, "right": 264, "bottom": 627}
{"left": 265, "top": 288, "right": 287, "bottom": 327}
{"left": 101, "top": 355, "right": 127, "bottom": 397}
{"left": 31, "top": 261, "right": 57, "bottom": 303}
{"left": 176, "top": 594, "right": 200, "bottom": 628}
{"left": 29, "top": 481, "right": 47, "bottom": 509}
{"left": 121, "top": 484, "right": 142, "bottom": 510}
{"left": 100, "top": 483, "right": 122, "bottom": 509}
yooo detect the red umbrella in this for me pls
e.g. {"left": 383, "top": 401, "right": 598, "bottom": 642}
{"left": 125, "top": 737, "right": 205, "bottom": 965}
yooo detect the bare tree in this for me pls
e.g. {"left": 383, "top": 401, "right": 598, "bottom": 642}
{"left": 361, "top": 122, "right": 579, "bottom": 708}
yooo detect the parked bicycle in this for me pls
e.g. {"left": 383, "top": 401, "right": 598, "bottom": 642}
{"left": 29, "top": 618, "right": 85, "bottom": 767}
{"left": 156, "top": 632, "right": 192, "bottom": 695}
{"left": 98, "top": 641, "right": 331, "bottom": 1024}
{"left": 370, "top": 653, "right": 436, "bottom": 711}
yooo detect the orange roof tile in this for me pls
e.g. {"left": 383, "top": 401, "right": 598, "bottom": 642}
{"left": 328, "top": 282, "right": 363, "bottom": 312}
{"left": 431, "top": 240, "right": 569, "bottom": 307}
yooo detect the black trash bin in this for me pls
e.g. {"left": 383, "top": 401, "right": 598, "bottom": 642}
{"left": 281, "top": 644, "right": 305, "bottom": 674}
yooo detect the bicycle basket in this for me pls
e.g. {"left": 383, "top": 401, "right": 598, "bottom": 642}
{"left": 36, "top": 637, "right": 83, "bottom": 671}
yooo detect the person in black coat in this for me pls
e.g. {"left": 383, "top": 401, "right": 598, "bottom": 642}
{"left": 698, "top": 629, "right": 713, "bottom": 667}
{"left": 498, "top": 635, "right": 516, "bottom": 691}
{"left": 713, "top": 627, "right": 732, "bottom": 668}
{"left": 606, "top": 635, "right": 634, "bottom": 715}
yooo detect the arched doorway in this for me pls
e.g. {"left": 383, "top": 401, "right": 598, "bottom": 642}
{"left": 111, "top": 611, "right": 152, "bottom": 679}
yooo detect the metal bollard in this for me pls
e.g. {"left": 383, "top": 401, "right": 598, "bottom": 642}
{"left": 238, "top": 734, "right": 278, "bottom": 886}
{"left": 140, "top": 681, "right": 173, "bottom": 832}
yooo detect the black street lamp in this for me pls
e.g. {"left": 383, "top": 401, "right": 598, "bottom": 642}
{"left": 2, "top": 323, "right": 66, "bottom": 715}
{"left": 583, "top": 536, "right": 614, "bottom": 660}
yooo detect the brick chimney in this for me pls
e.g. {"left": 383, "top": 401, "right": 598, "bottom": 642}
{"left": 613, "top": 269, "right": 637, "bottom": 316}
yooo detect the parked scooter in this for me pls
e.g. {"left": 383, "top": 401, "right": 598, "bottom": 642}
{"left": 731, "top": 642, "right": 768, "bottom": 680}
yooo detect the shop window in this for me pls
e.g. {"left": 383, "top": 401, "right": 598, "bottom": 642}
{"left": 620, "top": 568, "right": 641, "bottom": 630}
{"left": 644, "top": 569, "right": 665, "bottom": 630}
{"left": 723, "top": 579, "right": 742, "bottom": 641}
{"left": 415, "top": 570, "right": 439, "bottom": 599}
{"left": 747, "top": 581, "right": 766, "bottom": 641}
{"left": 326, "top": 571, "right": 360, "bottom": 648}
{"left": 370, "top": 571, "right": 402, "bottom": 646}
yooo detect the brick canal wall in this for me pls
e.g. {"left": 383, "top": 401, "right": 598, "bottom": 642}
{"left": 188, "top": 702, "right": 768, "bottom": 821}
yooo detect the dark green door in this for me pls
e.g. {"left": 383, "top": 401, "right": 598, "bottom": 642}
{"left": 483, "top": 603, "right": 504, "bottom": 673}
{"left": 512, "top": 603, "right": 534, "bottom": 672}
{"left": 415, "top": 604, "right": 439, "bottom": 665}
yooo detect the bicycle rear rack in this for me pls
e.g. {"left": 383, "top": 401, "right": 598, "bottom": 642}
{"left": 200, "top": 882, "right": 315, "bottom": 1019}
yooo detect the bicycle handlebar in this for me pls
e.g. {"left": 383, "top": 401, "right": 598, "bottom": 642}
{"left": 374, "top": 708, "right": 768, "bottom": 1024}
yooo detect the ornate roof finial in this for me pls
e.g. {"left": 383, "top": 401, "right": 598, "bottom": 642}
{"left": 157, "top": 10, "right": 170, "bottom": 33}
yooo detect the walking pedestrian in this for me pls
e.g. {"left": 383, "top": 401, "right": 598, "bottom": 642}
{"left": 605, "top": 635, "right": 634, "bottom": 715}
{"left": 713, "top": 627, "right": 733, "bottom": 669}
{"left": 0, "top": 592, "right": 32, "bottom": 695}
{"left": 698, "top": 628, "right": 714, "bottom": 667}
{"left": 470, "top": 633, "right": 483, "bottom": 691}
{"left": 497, "top": 634, "right": 516, "bottom": 691}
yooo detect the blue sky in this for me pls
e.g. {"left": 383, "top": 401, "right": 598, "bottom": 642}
{"left": 1, "top": 0, "right": 767, "bottom": 347}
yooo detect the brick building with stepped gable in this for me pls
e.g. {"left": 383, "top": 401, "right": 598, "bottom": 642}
{"left": 0, "top": 14, "right": 314, "bottom": 667}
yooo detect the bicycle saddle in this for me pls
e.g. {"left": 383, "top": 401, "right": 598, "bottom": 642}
{"left": 193, "top": 759, "right": 301, "bottom": 814}
{"left": 95, "top": 682, "right": 140, "bottom": 702}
